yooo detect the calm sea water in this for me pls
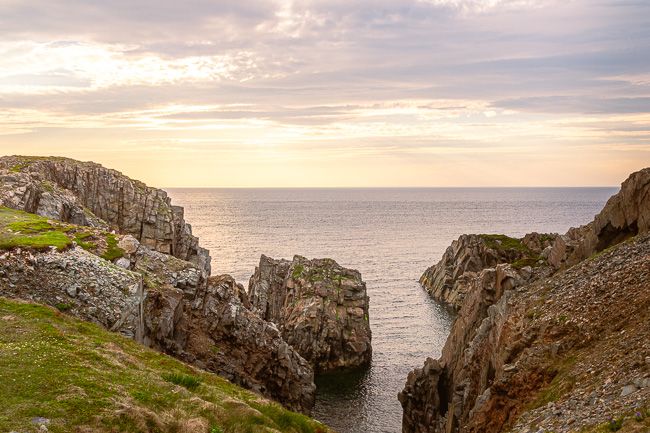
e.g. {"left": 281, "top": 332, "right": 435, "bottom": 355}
{"left": 166, "top": 187, "right": 616, "bottom": 433}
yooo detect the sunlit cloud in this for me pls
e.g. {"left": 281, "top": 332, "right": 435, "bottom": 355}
{"left": 0, "top": 41, "right": 274, "bottom": 94}
{"left": 0, "top": 0, "right": 648, "bottom": 186}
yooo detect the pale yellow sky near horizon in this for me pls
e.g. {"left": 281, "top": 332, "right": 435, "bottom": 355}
{"left": 1, "top": 0, "right": 648, "bottom": 187}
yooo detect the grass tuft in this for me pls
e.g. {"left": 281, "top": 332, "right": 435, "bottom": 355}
{"left": 162, "top": 373, "right": 202, "bottom": 391}
{"left": 100, "top": 233, "right": 124, "bottom": 261}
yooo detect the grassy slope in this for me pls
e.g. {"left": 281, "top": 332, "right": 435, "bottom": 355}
{"left": 0, "top": 206, "right": 123, "bottom": 260}
{"left": 0, "top": 206, "right": 72, "bottom": 250}
{"left": 0, "top": 297, "right": 329, "bottom": 433}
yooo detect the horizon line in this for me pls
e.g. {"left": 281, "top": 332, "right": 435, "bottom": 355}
{"left": 163, "top": 185, "right": 620, "bottom": 189}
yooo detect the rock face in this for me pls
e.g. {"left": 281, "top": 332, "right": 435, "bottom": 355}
{"left": 0, "top": 247, "right": 145, "bottom": 340}
{"left": 144, "top": 275, "right": 315, "bottom": 413}
{"left": 0, "top": 155, "right": 210, "bottom": 276}
{"left": 248, "top": 255, "right": 372, "bottom": 372}
{"left": 419, "top": 233, "right": 556, "bottom": 310}
{"left": 0, "top": 156, "right": 318, "bottom": 413}
{"left": 401, "top": 167, "right": 650, "bottom": 433}
{"left": 400, "top": 264, "right": 525, "bottom": 432}
{"left": 548, "top": 167, "right": 650, "bottom": 269}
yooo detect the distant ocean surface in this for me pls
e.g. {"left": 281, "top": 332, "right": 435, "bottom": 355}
{"left": 166, "top": 187, "right": 617, "bottom": 433}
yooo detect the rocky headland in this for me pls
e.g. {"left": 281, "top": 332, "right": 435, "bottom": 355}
{"left": 400, "top": 167, "right": 650, "bottom": 433}
{"left": 0, "top": 155, "right": 372, "bottom": 420}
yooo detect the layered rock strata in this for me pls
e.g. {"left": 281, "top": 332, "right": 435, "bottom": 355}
{"left": 248, "top": 255, "right": 372, "bottom": 372}
{"left": 419, "top": 233, "right": 556, "bottom": 309}
{"left": 0, "top": 155, "right": 210, "bottom": 276}
{"left": 400, "top": 167, "right": 650, "bottom": 433}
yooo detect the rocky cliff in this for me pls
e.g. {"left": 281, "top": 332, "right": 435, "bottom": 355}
{"left": 0, "top": 155, "right": 210, "bottom": 276}
{"left": 144, "top": 275, "right": 316, "bottom": 412}
{"left": 0, "top": 157, "right": 318, "bottom": 413}
{"left": 547, "top": 167, "right": 650, "bottom": 269}
{"left": 401, "top": 167, "right": 650, "bottom": 433}
{"left": 248, "top": 254, "right": 372, "bottom": 372}
{"left": 419, "top": 233, "right": 556, "bottom": 309}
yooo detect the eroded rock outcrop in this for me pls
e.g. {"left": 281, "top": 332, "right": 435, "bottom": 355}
{"left": 419, "top": 233, "right": 556, "bottom": 309}
{"left": 0, "top": 156, "right": 318, "bottom": 413}
{"left": 0, "top": 155, "right": 210, "bottom": 276}
{"left": 548, "top": 167, "right": 650, "bottom": 269}
{"left": 248, "top": 255, "right": 372, "bottom": 372}
{"left": 144, "top": 275, "right": 316, "bottom": 413}
{"left": 0, "top": 247, "right": 145, "bottom": 340}
{"left": 401, "top": 167, "right": 650, "bottom": 433}
{"left": 400, "top": 264, "right": 525, "bottom": 432}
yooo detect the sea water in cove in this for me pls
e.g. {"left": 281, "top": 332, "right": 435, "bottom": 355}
{"left": 166, "top": 187, "right": 616, "bottom": 433}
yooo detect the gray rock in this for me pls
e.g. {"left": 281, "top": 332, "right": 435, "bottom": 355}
{"left": 248, "top": 255, "right": 372, "bottom": 373}
{"left": 115, "top": 257, "right": 131, "bottom": 269}
{"left": 31, "top": 417, "right": 49, "bottom": 425}
{"left": 65, "top": 285, "right": 78, "bottom": 297}
{"left": 621, "top": 384, "right": 637, "bottom": 396}
{"left": 144, "top": 275, "right": 316, "bottom": 413}
{"left": 0, "top": 156, "right": 211, "bottom": 277}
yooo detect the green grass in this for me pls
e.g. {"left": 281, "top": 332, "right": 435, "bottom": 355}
{"left": 511, "top": 256, "right": 540, "bottom": 269}
{"left": 0, "top": 297, "right": 331, "bottom": 433}
{"left": 0, "top": 207, "right": 127, "bottom": 264}
{"left": 162, "top": 372, "right": 202, "bottom": 390}
{"left": 479, "top": 234, "right": 529, "bottom": 253}
{"left": 9, "top": 162, "right": 29, "bottom": 172}
{"left": 0, "top": 207, "right": 72, "bottom": 250}
{"left": 74, "top": 231, "right": 96, "bottom": 251}
{"left": 101, "top": 233, "right": 125, "bottom": 261}
{"left": 479, "top": 234, "right": 544, "bottom": 269}
{"left": 292, "top": 264, "right": 305, "bottom": 279}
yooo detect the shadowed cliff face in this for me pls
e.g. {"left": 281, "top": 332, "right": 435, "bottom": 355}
{"left": 248, "top": 254, "right": 372, "bottom": 373}
{"left": 0, "top": 155, "right": 210, "bottom": 276}
{"left": 547, "top": 167, "right": 650, "bottom": 269}
{"left": 143, "top": 275, "right": 317, "bottom": 413}
{"left": 401, "top": 167, "right": 650, "bottom": 433}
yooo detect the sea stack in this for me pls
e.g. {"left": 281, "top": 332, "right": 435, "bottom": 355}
{"left": 249, "top": 254, "right": 372, "bottom": 372}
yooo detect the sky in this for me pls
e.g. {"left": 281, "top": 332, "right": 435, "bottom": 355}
{"left": 0, "top": 0, "right": 649, "bottom": 187}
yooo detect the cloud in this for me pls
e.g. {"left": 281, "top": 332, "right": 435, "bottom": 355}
{"left": 0, "top": 0, "right": 648, "bottom": 186}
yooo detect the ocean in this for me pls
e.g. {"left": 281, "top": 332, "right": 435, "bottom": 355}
{"left": 166, "top": 187, "right": 616, "bottom": 433}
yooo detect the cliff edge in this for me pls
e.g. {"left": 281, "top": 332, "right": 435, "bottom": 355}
{"left": 0, "top": 156, "right": 316, "bottom": 413}
{"left": 401, "top": 167, "right": 650, "bottom": 433}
